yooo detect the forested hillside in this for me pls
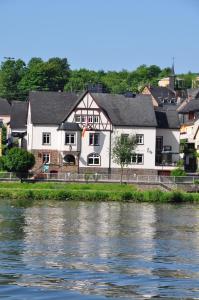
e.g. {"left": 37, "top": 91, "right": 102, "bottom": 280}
{"left": 0, "top": 57, "right": 197, "bottom": 101}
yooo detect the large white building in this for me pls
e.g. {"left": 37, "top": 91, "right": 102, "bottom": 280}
{"left": 24, "top": 91, "right": 180, "bottom": 175}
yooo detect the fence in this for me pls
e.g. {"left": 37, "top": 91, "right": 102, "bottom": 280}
{"left": 0, "top": 172, "right": 198, "bottom": 185}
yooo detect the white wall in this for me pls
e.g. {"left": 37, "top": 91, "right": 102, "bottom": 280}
{"left": 111, "top": 127, "right": 156, "bottom": 169}
{"left": 79, "top": 130, "right": 111, "bottom": 168}
{"left": 156, "top": 128, "right": 180, "bottom": 163}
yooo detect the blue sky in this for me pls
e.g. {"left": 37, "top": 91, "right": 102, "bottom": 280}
{"left": 0, "top": 0, "right": 198, "bottom": 73}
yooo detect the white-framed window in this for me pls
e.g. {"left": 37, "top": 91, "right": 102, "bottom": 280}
{"left": 65, "top": 133, "right": 75, "bottom": 145}
{"left": 131, "top": 153, "right": 144, "bottom": 165}
{"left": 89, "top": 133, "right": 100, "bottom": 146}
{"left": 81, "top": 115, "right": 86, "bottom": 123}
{"left": 94, "top": 115, "right": 99, "bottom": 123}
{"left": 42, "top": 132, "right": 51, "bottom": 145}
{"left": 88, "top": 115, "right": 93, "bottom": 123}
{"left": 136, "top": 134, "right": 144, "bottom": 145}
{"left": 87, "top": 153, "right": 100, "bottom": 165}
{"left": 42, "top": 153, "right": 50, "bottom": 164}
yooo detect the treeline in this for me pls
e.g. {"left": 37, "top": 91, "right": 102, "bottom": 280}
{"left": 0, "top": 57, "right": 197, "bottom": 101}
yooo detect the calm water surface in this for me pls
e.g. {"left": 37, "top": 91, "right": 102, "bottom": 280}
{"left": 0, "top": 200, "right": 199, "bottom": 299}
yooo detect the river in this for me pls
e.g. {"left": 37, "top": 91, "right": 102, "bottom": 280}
{"left": 0, "top": 200, "right": 199, "bottom": 299}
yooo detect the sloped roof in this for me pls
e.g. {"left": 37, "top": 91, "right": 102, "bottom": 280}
{"left": 29, "top": 91, "right": 79, "bottom": 124}
{"left": 0, "top": 97, "right": 11, "bottom": 115}
{"left": 178, "top": 99, "right": 199, "bottom": 114}
{"left": 187, "top": 88, "right": 199, "bottom": 99}
{"left": 10, "top": 101, "right": 28, "bottom": 130}
{"left": 91, "top": 93, "right": 157, "bottom": 127}
{"left": 155, "top": 108, "right": 180, "bottom": 129}
{"left": 147, "top": 86, "right": 177, "bottom": 105}
{"left": 58, "top": 122, "right": 81, "bottom": 131}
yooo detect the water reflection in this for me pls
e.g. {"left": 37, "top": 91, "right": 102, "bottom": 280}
{"left": 0, "top": 201, "right": 199, "bottom": 299}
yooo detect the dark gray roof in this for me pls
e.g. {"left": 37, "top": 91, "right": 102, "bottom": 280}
{"left": 155, "top": 108, "right": 180, "bottom": 129}
{"left": 187, "top": 88, "right": 199, "bottom": 99}
{"left": 0, "top": 97, "right": 11, "bottom": 115}
{"left": 29, "top": 91, "right": 79, "bottom": 124}
{"left": 58, "top": 122, "right": 81, "bottom": 131}
{"left": 10, "top": 101, "right": 28, "bottom": 130}
{"left": 178, "top": 99, "right": 199, "bottom": 114}
{"left": 147, "top": 86, "right": 177, "bottom": 105}
{"left": 91, "top": 93, "right": 157, "bottom": 127}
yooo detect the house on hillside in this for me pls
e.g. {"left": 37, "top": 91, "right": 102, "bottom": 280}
{"left": 26, "top": 91, "right": 180, "bottom": 175}
{"left": 142, "top": 85, "right": 178, "bottom": 106}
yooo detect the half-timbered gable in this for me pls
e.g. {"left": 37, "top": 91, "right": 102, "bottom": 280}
{"left": 65, "top": 92, "right": 112, "bottom": 132}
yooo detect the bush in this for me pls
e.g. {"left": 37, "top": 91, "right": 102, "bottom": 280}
{"left": 2, "top": 147, "right": 35, "bottom": 176}
{"left": 171, "top": 168, "right": 186, "bottom": 177}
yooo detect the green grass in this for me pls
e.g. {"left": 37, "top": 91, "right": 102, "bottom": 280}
{"left": 0, "top": 182, "right": 199, "bottom": 203}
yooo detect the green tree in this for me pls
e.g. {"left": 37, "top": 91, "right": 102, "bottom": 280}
{"left": 19, "top": 57, "right": 70, "bottom": 95}
{"left": 2, "top": 148, "right": 35, "bottom": 177}
{"left": 0, "top": 59, "right": 26, "bottom": 100}
{"left": 112, "top": 135, "right": 137, "bottom": 183}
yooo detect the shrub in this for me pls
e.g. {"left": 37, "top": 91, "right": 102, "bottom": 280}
{"left": 171, "top": 168, "right": 186, "bottom": 177}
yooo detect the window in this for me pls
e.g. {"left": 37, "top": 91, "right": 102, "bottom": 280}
{"left": 87, "top": 153, "right": 100, "bottom": 165}
{"left": 42, "top": 153, "right": 50, "bottom": 164}
{"left": 75, "top": 115, "right": 81, "bottom": 123}
{"left": 89, "top": 133, "right": 100, "bottom": 146}
{"left": 65, "top": 133, "right": 75, "bottom": 145}
{"left": 136, "top": 134, "right": 144, "bottom": 145}
{"left": 42, "top": 132, "right": 51, "bottom": 145}
{"left": 88, "top": 115, "right": 93, "bottom": 123}
{"left": 156, "top": 136, "right": 163, "bottom": 151}
{"left": 63, "top": 154, "right": 75, "bottom": 165}
{"left": 131, "top": 153, "right": 144, "bottom": 165}
{"left": 94, "top": 115, "right": 99, "bottom": 123}
{"left": 121, "top": 134, "right": 129, "bottom": 143}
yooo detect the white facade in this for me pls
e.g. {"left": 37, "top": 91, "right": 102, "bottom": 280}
{"left": 26, "top": 92, "right": 180, "bottom": 173}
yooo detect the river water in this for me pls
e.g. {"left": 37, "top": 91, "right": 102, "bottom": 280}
{"left": 1, "top": 200, "right": 199, "bottom": 299}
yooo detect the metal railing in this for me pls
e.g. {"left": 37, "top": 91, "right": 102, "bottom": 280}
{"left": 0, "top": 172, "right": 198, "bottom": 185}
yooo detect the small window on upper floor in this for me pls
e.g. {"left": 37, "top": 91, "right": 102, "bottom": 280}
{"left": 65, "top": 133, "right": 75, "bottom": 145}
{"left": 136, "top": 134, "right": 144, "bottom": 145}
{"left": 42, "top": 132, "right": 51, "bottom": 145}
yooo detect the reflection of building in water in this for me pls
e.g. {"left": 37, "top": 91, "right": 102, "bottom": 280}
{"left": 20, "top": 203, "right": 159, "bottom": 298}
{"left": 23, "top": 207, "right": 65, "bottom": 267}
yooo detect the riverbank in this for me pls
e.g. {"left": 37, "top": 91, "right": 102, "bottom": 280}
{"left": 0, "top": 182, "right": 199, "bottom": 203}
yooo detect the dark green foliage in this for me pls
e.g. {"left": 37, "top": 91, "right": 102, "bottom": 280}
{"left": 171, "top": 168, "right": 186, "bottom": 177}
{"left": 2, "top": 147, "right": 35, "bottom": 174}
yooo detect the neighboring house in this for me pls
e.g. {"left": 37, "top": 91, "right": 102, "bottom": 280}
{"left": 26, "top": 91, "right": 180, "bottom": 175}
{"left": 142, "top": 85, "right": 178, "bottom": 107}
{"left": 178, "top": 96, "right": 199, "bottom": 172}
{"left": 10, "top": 101, "right": 28, "bottom": 148}
{"left": 0, "top": 97, "right": 11, "bottom": 126}
{"left": 0, "top": 97, "right": 11, "bottom": 156}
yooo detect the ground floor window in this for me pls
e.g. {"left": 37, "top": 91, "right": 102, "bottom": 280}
{"left": 131, "top": 153, "right": 144, "bottom": 165}
{"left": 87, "top": 153, "right": 100, "bottom": 165}
{"left": 42, "top": 153, "right": 50, "bottom": 164}
{"left": 63, "top": 154, "right": 76, "bottom": 165}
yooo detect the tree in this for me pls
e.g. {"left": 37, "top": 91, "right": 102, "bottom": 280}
{"left": 0, "top": 58, "right": 26, "bottom": 100}
{"left": 112, "top": 135, "right": 137, "bottom": 183}
{"left": 2, "top": 148, "right": 35, "bottom": 177}
{"left": 19, "top": 57, "right": 70, "bottom": 95}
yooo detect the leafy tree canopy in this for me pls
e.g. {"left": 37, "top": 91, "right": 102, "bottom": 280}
{"left": 2, "top": 147, "right": 35, "bottom": 174}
